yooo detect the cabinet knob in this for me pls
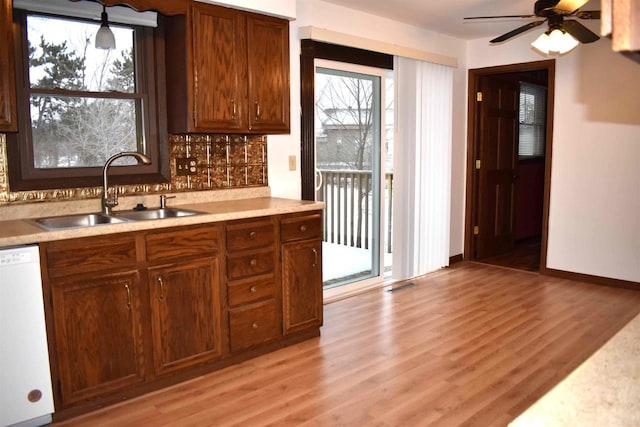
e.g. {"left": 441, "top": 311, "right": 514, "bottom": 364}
{"left": 250, "top": 286, "right": 257, "bottom": 293}
{"left": 252, "top": 322, "right": 259, "bottom": 329}
{"left": 300, "top": 225, "right": 307, "bottom": 232}
{"left": 249, "top": 231, "right": 257, "bottom": 238}
{"left": 250, "top": 259, "right": 257, "bottom": 267}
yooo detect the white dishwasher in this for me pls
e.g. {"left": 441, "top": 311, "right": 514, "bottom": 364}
{"left": 0, "top": 245, "right": 54, "bottom": 427}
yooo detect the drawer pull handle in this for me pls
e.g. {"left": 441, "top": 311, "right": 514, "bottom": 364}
{"left": 255, "top": 101, "right": 261, "bottom": 119}
{"left": 124, "top": 284, "right": 132, "bottom": 309}
{"left": 300, "top": 225, "right": 307, "bottom": 232}
{"left": 312, "top": 248, "right": 318, "bottom": 268}
{"left": 158, "top": 277, "right": 166, "bottom": 301}
{"left": 250, "top": 286, "right": 258, "bottom": 293}
{"left": 231, "top": 98, "right": 237, "bottom": 118}
{"left": 252, "top": 322, "right": 259, "bottom": 329}
{"left": 250, "top": 259, "right": 257, "bottom": 267}
{"left": 249, "top": 231, "right": 257, "bottom": 238}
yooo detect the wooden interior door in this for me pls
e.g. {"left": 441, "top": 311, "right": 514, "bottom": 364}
{"left": 475, "top": 75, "right": 519, "bottom": 259}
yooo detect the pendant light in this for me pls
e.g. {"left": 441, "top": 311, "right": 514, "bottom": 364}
{"left": 95, "top": 4, "right": 116, "bottom": 50}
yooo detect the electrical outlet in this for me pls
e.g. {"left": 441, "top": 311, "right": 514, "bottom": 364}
{"left": 288, "top": 155, "right": 296, "bottom": 171}
{"left": 175, "top": 157, "right": 197, "bottom": 176}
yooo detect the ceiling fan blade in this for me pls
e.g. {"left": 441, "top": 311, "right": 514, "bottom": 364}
{"left": 575, "top": 10, "right": 601, "bottom": 19}
{"left": 563, "top": 19, "right": 600, "bottom": 43}
{"left": 464, "top": 14, "right": 535, "bottom": 20}
{"left": 490, "top": 21, "right": 545, "bottom": 43}
{"left": 554, "top": 0, "right": 588, "bottom": 13}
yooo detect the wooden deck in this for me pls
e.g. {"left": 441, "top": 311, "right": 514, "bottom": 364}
{"left": 55, "top": 263, "right": 640, "bottom": 426}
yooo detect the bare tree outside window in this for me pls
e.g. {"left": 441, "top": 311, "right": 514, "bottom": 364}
{"left": 26, "top": 14, "right": 142, "bottom": 169}
{"left": 316, "top": 71, "right": 374, "bottom": 171}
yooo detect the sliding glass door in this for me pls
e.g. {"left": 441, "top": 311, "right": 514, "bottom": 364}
{"left": 314, "top": 59, "right": 392, "bottom": 291}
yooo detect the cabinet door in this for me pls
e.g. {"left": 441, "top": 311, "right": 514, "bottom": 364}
{"left": 0, "top": 0, "right": 17, "bottom": 131}
{"left": 149, "top": 257, "right": 223, "bottom": 375}
{"left": 51, "top": 271, "right": 145, "bottom": 406}
{"left": 246, "top": 14, "right": 290, "bottom": 133}
{"left": 191, "top": 3, "right": 247, "bottom": 131}
{"left": 281, "top": 240, "right": 322, "bottom": 335}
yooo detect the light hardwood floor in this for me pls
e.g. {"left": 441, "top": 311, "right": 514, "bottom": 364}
{"left": 55, "top": 263, "right": 640, "bottom": 426}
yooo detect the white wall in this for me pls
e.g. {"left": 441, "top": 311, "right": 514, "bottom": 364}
{"left": 267, "top": 0, "right": 469, "bottom": 258}
{"left": 468, "top": 27, "right": 640, "bottom": 282}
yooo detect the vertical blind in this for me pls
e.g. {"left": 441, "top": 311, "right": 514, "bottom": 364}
{"left": 519, "top": 82, "right": 547, "bottom": 157}
{"left": 392, "top": 57, "right": 453, "bottom": 280}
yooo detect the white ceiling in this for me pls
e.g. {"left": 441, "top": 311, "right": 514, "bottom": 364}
{"left": 319, "top": 0, "right": 601, "bottom": 41}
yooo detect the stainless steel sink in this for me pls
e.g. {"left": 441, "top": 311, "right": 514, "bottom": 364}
{"left": 113, "top": 207, "right": 202, "bottom": 221}
{"left": 33, "top": 213, "right": 130, "bottom": 231}
{"left": 32, "top": 207, "right": 203, "bottom": 231}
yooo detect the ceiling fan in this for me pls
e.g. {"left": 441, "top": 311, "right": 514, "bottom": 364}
{"left": 464, "top": 0, "right": 600, "bottom": 50}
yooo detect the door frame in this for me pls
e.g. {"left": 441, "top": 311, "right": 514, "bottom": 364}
{"left": 464, "top": 59, "right": 555, "bottom": 272}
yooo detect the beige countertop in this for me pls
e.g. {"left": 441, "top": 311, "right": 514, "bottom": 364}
{"left": 510, "top": 313, "right": 640, "bottom": 426}
{"left": 0, "top": 196, "right": 325, "bottom": 248}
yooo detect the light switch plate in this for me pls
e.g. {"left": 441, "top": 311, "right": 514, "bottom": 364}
{"left": 288, "top": 155, "right": 296, "bottom": 171}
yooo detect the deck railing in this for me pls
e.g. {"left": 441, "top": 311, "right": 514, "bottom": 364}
{"left": 317, "top": 169, "right": 393, "bottom": 253}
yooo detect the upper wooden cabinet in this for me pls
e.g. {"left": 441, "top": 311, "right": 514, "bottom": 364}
{"left": 246, "top": 13, "right": 290, "bottom": 133}
{"left": 0, "top": 0, "right": 17, "bottom": 132}
{"left": 165, "top": 2, "right": 290, "bottom": 134}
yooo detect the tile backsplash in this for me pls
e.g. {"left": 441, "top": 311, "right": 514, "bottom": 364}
{"left": 171, "top": 134, "right": 268, "bottom": 190}
{"left": 0, "top": 133, "right": 268, "bottom": 206}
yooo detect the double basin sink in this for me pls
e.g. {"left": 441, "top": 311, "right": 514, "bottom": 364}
{"left": 33, "top": 207, "right": 203, "bottom": 231}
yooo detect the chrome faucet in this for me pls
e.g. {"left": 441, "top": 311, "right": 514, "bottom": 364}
{"left": 102, "top": 151, "right": 151, "bottom": 215}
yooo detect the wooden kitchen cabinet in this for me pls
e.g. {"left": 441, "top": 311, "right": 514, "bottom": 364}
{"left": 40, "top": 212, "right": 322, "bottom": 421}
{"left": 145, "top": 226, "right": 224, "bottom": 375}
{"left": 50, "top": 272, "right": 145, "bottom": 406}
{"left": 42, "top": 236, "right": 145, "bottom": 407}
{"left": 148, "top": 258, "right": 223, "bottom": 375}
{"left": 225, "top": 217, "right": 281, "bottom": 352}
{"left": 246, "top": 13, "right": 290, "bottom": 133}
{"left": 280, "top": 213, "right": 323, "bottom": 335}
{"left": 165, "top": 2, "right": 290, "bottom": 134}
{"left": 0, "top": 0, "right": 17, "bottom": 131}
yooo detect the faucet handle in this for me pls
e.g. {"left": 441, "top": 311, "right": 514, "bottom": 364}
{"left": 160, "top": 194, "right": 176, "bottom": 209}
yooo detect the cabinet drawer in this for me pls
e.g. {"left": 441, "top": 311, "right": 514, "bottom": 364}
{"left": 227, "top": 249, "right": 275, "bottom": 280}
{"left": 228, "top": 276, "right": 276, "bottom": 307}
{"left": 229, "top": 300, "right": 280, "bottom": 352}
{"left": 146, "top": 226, "right": 220, "bottom": 262}
{"left": 280, "top": 213, "right": 322, "bottom": 243}
{"left": 44, "top": 235, "right": 137, "bottom": 279}
{"left": 226, "top": 219, "right": 275, "bottom": 252}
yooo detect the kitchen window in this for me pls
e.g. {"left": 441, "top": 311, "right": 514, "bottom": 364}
{"left": 7, "top": 5, "right": 168, "bottom": 191}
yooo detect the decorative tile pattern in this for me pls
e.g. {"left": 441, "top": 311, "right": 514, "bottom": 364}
{"left": 0, "top": 133, "right": 269, "bottom": 206}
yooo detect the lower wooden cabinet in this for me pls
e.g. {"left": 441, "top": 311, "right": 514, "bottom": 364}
{"left": 282, "top": 239, "right": 323, "bottom": 335}
{"left": 50, "top": 270, "right": 145, "bottom": 406}
{"left": 280, "top": 212, "right": 323, "bottom": 335}
{"left": 148, "top": 257, "right": 223, "bottom": 375}
{"left": 41, "top": 212, "right": 323, "bottom": 420}
{"left": 229, "top": 299, "right": 280, "bottom": 352}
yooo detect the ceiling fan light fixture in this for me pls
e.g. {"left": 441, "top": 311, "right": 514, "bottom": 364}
{"left": 95, "top": 5, "right": 116, "bottom": 50}
{"left": 531, "top": 29, "right": 579, "bottom": 55}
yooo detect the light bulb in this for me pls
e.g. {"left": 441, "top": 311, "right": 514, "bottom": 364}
{"left": 531, "top": 29, "right": 579, "bottom": 55}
